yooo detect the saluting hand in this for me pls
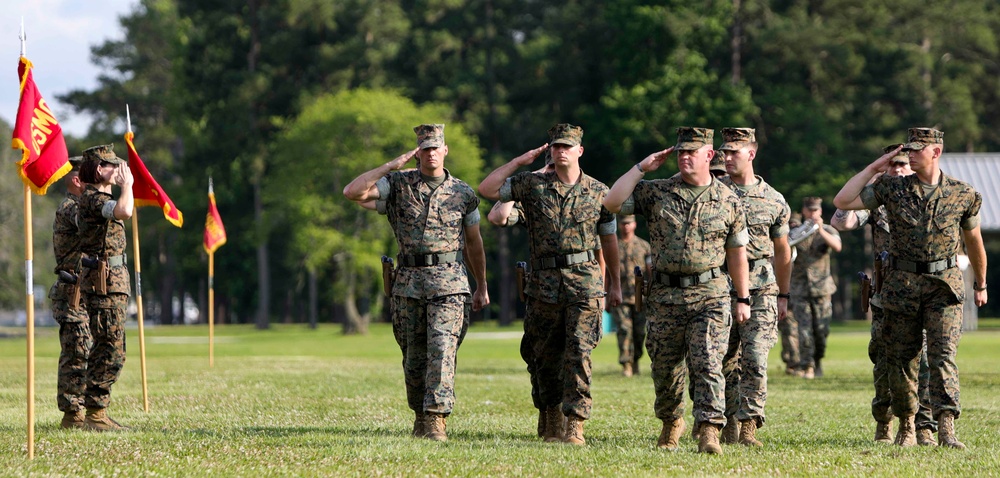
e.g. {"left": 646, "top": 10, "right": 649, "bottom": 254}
{"left": 513, "top": 144, "right": 549, "bottom": 167}
{"left": 389, "top": 148, "right": 419, "bottom": 170}
{"left": 116, "top": 164, "right": 134, "bottom": 188}
{"left": 638, "top": 147, "right": 675, "bottom": 173}
{"left": 868, "top": 145, "right": 903, "bottom": 175}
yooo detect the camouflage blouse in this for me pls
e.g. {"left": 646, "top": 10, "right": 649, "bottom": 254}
{"left": 721, "top": 175, "right": 790, "bottom": 291}
{"left": 617, "top": 235, "right": 651, "bottom": 305}
{"left": 78, "top": 185, "right": 130, "bottom": 296}
{"left": 52, "top": 193, "right": 82, "bottom": 274}
{"left": 376, "top": 169, "right": 479, "bottom": 299}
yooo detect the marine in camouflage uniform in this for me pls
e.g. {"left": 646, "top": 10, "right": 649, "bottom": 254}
{"left": 77, "top": 144, "right": 134, "bottom": 431}
{"left": 609, "top": 214, "right": 651, "bottom": 377}
{"left": 832, "top": 145, "right": 937, "bottom": 445}
{"left": 49, "top": 156, "right": 93, "bottom": 429}
{"left": 790, "top": 196, "right": 841, "bottom": 378}
{"left": 480, "top": 123, "right": 622, "bottom": 446}
{"left": 717, "top": 128, "right": 792, "bottom": 446}
{"left": 343, "top": 124, "right": 489, "bottom": 442}
{"left": 604, "top": 127, "right": 751, "bottom": 454}
{"left": 779, "top": 213, "right": 802, "bottom": 373}
{"left": 835, "top": 127, "right": 988, "bottom": 448}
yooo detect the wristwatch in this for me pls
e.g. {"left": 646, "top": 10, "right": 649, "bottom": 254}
{"left": 735, "top": 296, "right": 752, "bottom": 305}
{"left": 974, "top": 281, "right": 987, "bottom": 292}
{"left": 777, "top": 293, "right": 791, "bottom": 300}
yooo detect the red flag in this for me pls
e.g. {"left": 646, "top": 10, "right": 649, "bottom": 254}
{"left": 204, "top": 179, "right": 227, "bottom": 254}
{"left": 11, "top": 56, "right": 70, "bottom": 195}
{"left": 125, "top": 131, "right": 183, "bottom": 227}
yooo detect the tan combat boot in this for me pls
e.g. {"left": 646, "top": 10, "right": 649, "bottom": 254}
{"left": 938, "top": 411, "right": 966, "bottom": 449}
{"left": 874, "top": 421, "right": 892, "bottom": 444}
{"left": 698, "top": 423, "right": 723, "bottom": 455}
{"left": 894, "top": 415, "right": 916, "bottom": 447}
{"left": 656, "top": 417, "right": 685, "bottom": 451}
{"left": 739, "top": 420, "right": 763, "bottom": 447}
{"left": 916, "top": 428, "right": 938, "bottom": 446}
{"left": 424, "top": 413, "right": 447, "bottom": 442}
{"left": 543, "top": 406, "right": 565, "bottom": 443}
{"left": 83, "top": 408, "right": 128, "bottom": 432}
{"left": 802, "top": 366, "right": 815, "bottom": 380}
{"left": 60, "top": 409, "right": 85, "bottom": 429}
{"left": 537, "top": 408, "right": 547, "bottom": 437}
{"left": 721, "top": 418, "right": 740, "bottom": 444}
{"left": 622, "top": 362, "right": 633, "bottom": 377}
{"left": 563, "top": 415, "right": 586, "bottom": 446}
{"left": 412, "top": 411, "right": 426, "bottom": 437}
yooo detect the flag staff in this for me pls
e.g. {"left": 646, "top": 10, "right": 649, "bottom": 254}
{"left": 19, "top": 20, "right": 36, "bottom": 461}
{"left": 126, "top": 105, "right": 150, "bottom": 412}
{"left": 208, "top": 178, "right": 215, "bottom": 368}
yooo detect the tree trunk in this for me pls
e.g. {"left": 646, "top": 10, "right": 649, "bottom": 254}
{"left": 340, "top": 256, "right": 369, "bottom": 335}
{"left": 730, "top": 0, "right": 743, "bottom": 85}
{"left": 248, "top": 0, "right": 269, "bottom": 330}
{"left": 308, "top": 269, "right": 317, "bottom": 329}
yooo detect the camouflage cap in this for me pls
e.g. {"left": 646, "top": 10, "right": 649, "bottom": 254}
{"left": 82, "top": 144, "right": 125, "bottom": 165}
{"left": 803, "top": 196, "right": 822, "bottom": 210}
{"left": 718, "top": 127, "right": 756, "bottom": 151}
{"left": 414, "top": 124, "right": 446, "bottom": 149}
{"left": 883, "top": 143, "right": 909, "bottom": 164}
{"left": 675, "top": 127, "right": 714, "bottom": 151}
{"left": 709, "top": 153, "right": 727, "bottom": 174}
{"left": 901, "top": 127, "right": 943, "bottom": 151}
{"left": 548, "top": 123, "right": 583, "bottom": 146}
{"left": 618, "top": 214, "right": 636, "bottom": 224}
{"left": 68, "top": 155, "right": 84, "bottom": 172}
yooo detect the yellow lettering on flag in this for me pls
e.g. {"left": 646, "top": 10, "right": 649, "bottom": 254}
{"left": 30, "top": 99, "right": 58, "bottom": 156}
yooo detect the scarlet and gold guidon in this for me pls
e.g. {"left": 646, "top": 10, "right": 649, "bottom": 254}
{"left": 11, "top": 56, "right": 69, "bottom": 195}
{"left": 204, "top": 180, "right": 227, "bottom": 254}
{"left": 125, "top": 131, "right": 184, "bottom": 227}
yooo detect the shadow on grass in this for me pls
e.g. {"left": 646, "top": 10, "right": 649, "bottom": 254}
{"left": 223, "top": 425, "right": 537, "bottom": 444}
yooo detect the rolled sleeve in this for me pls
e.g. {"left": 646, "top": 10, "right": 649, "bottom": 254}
{"left": 860, "top": 184, "right": 880, "bottom": 211}
{"left": 726, "top": 228, "right": 750, "bottom": 248}
{"left": 598, "top": 219, "right": 617, "bottom": 236}
{"left": 498, "top": 178, "right": 514, "bottom": 202}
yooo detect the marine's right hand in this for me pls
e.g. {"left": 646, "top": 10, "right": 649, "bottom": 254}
{"left": 513, "top": 144, "right": 548, "bottom": 167}
{"left": 389, "top": 148, "right": 419, "bottom": 170}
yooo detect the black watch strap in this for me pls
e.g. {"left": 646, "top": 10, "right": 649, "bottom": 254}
{"left": 777, "top": 293, "right": 790, "bottom": 299}
{"left": 736, "top": 296, "right": 752, "bottom": 305}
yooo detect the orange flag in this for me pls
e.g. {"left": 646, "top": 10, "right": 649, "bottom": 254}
{"left": 125, "top": 130, "right": 183, "bottom": 227}
{"left": 204, "top": 179, "right": 227, "bottom": 254}
{"left": 11, "top": 56, "right": 69, "bottom": 195}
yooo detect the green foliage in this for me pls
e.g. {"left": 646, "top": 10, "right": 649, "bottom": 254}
{"left": 2, "top": 324, "right": 1000, "bottom": 474}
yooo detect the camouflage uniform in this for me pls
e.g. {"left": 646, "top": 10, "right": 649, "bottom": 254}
{"left": 609, "top": 225, "right": 651, "bottom": 370}
{"left": 376, "top": 167, "right": 479, "bottom": 416}
{"left": 618, "top": 174, "right": 748, "bottom": 428}
{"left": 719, "top": 175, "right": 789, "bottom": 428}
{"left": 498, "top": 169, "right": 615, "bottom": 420}
{"left": 853, "top": 206, "right": 936, "bottom": 432}
{"left": 790, "top": 219, "right": 839, "bottom": 371}
{"left": 860, "top": 172, "right": 981, "bottom": 422}
{"left": 49, "top": 185, "right": 93, "bottom": 415}
{"left": 78, "top": 183, "right": 131, "bottom": 411}
{"left": 779, "top": 214, "right": 802, "bottom": 370}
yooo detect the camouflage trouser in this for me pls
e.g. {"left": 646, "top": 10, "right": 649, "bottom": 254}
{"left": 778, "top": 309, "right": 799, "bottom": 368}
{"left": 609, "top": 304, "right": 646, "bottom": 366}
{"left": 870, "top": 305, "right": 936, "bottom": 430}
{"left": 722, "top": 291, "right": 778, "bottom": 427}
{"left": 647, "top": 297, "right": 730, "bottom": 427}
{"left": 391, "top": 294, "right": 469, "bottom": 415}
{"left": 524, "top": 298, "right": 602, "bottom": 420}
{"left": 881, "top": 271, "right": 963, "bottom": 420}
{"left": 519, "top": 330, "right": 542, "bottom": 409}
{"left": 52, "top": 295, "right": 93, "bottom": 413}
{"left": 794, "top": 295, "right": 831, "bottom": 369}
{"left": 84, "top": 293, "right": 127, "bottom": 410}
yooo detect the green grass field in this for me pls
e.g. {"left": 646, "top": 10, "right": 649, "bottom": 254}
{"left": 1, "top": 320, "right": 999, "bottom": 477}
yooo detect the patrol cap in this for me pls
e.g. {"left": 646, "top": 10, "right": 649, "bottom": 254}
{"left": 709, "top": 154, "right": 726, "bottom": 175}
{"left": 883, "top": 143, "right": 909, "bottom": 165}
{"left": 548, "top": 123, "right": 583, "bottom": 146}
{"left": 68, "top": 155, "right": 84, "bottom": 172}
{"left": 901, "top": 127, "right": 943, "bottom": 151}
{"left": 674, "top": 127, "right": 714, "bottom": 151}
{"left": 414, "top": 124, "right": 445, "bottom": 149}
{"left": 803, "top": 196, "right": 822, "bottom": 210}
{"left": 82, "top": 144, "right": 125, "bottom": 165}
{"left": 618, "top": 214, "right": 636, "bottom": 224}
{"left": 718, "top": 127, "right": 756, "bottom": 151}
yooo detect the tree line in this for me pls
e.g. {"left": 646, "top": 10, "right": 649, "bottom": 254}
{"left": 11, "top": 0, "right": 997, "bottom": 329}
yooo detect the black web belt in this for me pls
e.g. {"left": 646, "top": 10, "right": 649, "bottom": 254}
{"left": 653, "top": 267, "right": 724, "bottom": 288}
{"left": 889, "top": 255, "right": 958, "bottom": 274}
{"left": 531, "top": 250, "right": 596, "bottom": 271}
{"left": 397, "top": 251, "right": 462, "bottom": 267}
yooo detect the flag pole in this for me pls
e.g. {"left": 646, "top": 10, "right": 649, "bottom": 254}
{"left": 209, "top": 250, "right": 215, "bottom": 367}
{"left": 20, "top": 20, "right": 36, "bottom": 461}
{"left": 127, "top": 106, "right": 150, "bottom": 412}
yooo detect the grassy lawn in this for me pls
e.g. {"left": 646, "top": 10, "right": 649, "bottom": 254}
{"left": 1, "top": 320, "right": 999, "bottom": 476}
